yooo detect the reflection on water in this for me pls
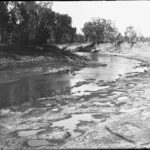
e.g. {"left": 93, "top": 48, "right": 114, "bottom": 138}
{"left": 73, "top": 53, "right": 143, "bottom": 82}
{"left": 0, "top": 53, "right": 147, "bottom": 108}
{"left": 0, "top": 74, "right": 72, "bottom": 108}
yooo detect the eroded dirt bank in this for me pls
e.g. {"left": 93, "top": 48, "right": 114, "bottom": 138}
{"left": 0, "top": 44, "right": 89, "bottom": 73}
{"left": 1, "top": 42, "right": 150, "bottom": 149}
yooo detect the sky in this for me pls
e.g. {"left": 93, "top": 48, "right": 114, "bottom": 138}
{"left": 53, "top": 1, "right": 150, "bottom": 37}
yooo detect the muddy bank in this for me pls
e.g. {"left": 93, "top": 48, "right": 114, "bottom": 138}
{"left": 0, "top": 44, "right": 88, "bottom": 72}
{"left": 100, "top": 42, "right": 150, "bottom": 67}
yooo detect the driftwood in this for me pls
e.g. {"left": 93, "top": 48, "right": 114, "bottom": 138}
{"left": 105, "top": 126, "right": 135, "bottom": 144}
{"left": 76, "top": 43, "right": 95, "bottom": 52}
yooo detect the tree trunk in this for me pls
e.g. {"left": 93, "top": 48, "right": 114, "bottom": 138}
{"left": 0, "top": 30, "right": 2, "bottom": 44}
{"left": 0, "top": 29, "right": 4, "bottom": 44}
{"left": 0, "top": 33, "right": 1, "bottom": 44}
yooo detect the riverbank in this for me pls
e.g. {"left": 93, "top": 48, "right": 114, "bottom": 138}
{"left": 45, "top": 42, "right": 150, "bottom": 149}
{"left": 1, "top": 42, "right": 150, "bottom": 149}
{"left": 100, "top": 42, "right": 150, "bottom": 65}
{"left": 0, "top": 44, "right": 88, "bottom": 72}
{"left": 57, "top": 41, "right": 150, "bottom": 149}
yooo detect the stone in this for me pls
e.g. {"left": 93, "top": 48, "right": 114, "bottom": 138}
{"left": 18, "top": 129, "right": 44, "bottom": 137}
{"left": 117, "top": 96, "right": 129, "bottom": 102}
{"left": 52, "top": 108, "right": 59, "bottom": 112}
{"left": 39, "top": 131, "right": 71, "bottom": 140}
{"left": 27, "top": 139, "right": 49, "bottom": 147}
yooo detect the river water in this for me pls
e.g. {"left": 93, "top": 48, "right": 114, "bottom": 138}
{"left": 0, "top": 53, "right": 148, "bottom": 109}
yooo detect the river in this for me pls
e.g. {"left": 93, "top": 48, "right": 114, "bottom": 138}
{"left": 0, "top": 53, "right": 147, "bottom": 109}
{"left": 0, "top": 52, "right": 150, "bottom": 149}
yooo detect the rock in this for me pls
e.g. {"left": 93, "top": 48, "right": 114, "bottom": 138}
{"left": 115, "top": 96, "right": 131, "bottom": 107}
{"left": 117, "top": 96, "right": 129, "bottom": 102}
{"left": 76, "top": 43, "right": 95, "bottom": 52}
{"left": 126, "top": 83, "right": 137, "bottom": 88}
{"left": 18, "top": 129, "right": 44, "bottom": 137}
{"left": 52, "top": 108, "right": 59, "bottom": 112}
{"left": 27, "top": 139, "right": 49, "bottom": 147}
{"left": 39, "top": 131, "right": 71, "bottom": 140}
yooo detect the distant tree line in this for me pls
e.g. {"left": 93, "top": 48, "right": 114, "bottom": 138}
{"left": 0, "top": 1, "right": 145, "bottom": 48}
{"left": 82, "top": 18, "right": 144, "bottom": 46}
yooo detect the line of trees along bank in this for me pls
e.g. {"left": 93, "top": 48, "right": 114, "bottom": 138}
{"left": 82, "top": 18, "right": 144, "bottom": 45}
{"left": 0, "top": 1, "right": 144, "bottom": 49}
{"left": 0, "top": 1, "right": 76, "bottom": 46}
{"left": 82, "top": 18, "right": 119, "bottom": 43}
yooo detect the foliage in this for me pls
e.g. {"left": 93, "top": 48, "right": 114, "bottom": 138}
{"left": 74, "top": 34, "right": 85, "bottom": 42}
{"left": 0, "top": 1, "right": 9, "bottom": 43}
{"left": 54, "top": 13, "right": 76, "bottom": 44}
{"left": 82, "top": 18, "right": 118, "bottom": 43}
{"left": 114, "top": 33, "right": 124, "bottom": 47}
{"left": 0, "top": 1, "right": 76, "bottom": 46}
{"left": 0, "top": 1, "right": 143, "bottom": 50}
{"left": 124, "top": 26, "right": 137, "bottom": 43}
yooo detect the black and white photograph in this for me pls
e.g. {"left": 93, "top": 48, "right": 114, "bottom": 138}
{"left": 1, "top": 0, "right": 150, "bottom": 149}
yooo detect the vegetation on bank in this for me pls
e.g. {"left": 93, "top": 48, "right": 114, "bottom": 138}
{"left": 0, "top": 44, "right": 89, "bottom": 71}
{"left": 0, "top": 1, "right": 147, "bottom": 71}
{"left": 0, "top": 1, "right": 145, "bottom": 47}
{"left": 0, "top": 1, "right": 77, "bottom": 46}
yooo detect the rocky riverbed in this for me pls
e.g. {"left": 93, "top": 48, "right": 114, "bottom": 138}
{"left": 1, "top": 42, "right": 150, "bottom": 149}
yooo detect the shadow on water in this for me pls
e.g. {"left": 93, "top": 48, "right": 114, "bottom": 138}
{"left": 0, "top": 53, "right": 147, "bottom": 109}
{"left": 0, "top": 74, "right": 72, "bottom": 108}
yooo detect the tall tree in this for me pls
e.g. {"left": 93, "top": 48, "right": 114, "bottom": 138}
{"left": 0, "top": 1, "right": 9, "bottom": 43}
{"left": 124, "top": 26, "right": 137, "bottom": 42}
{"left": 82, "top": 18, "right": 118, "bottom": 43}
{"left": 0, "top": 1, "right": 76, "bottom": 46}
{"left": 54, "top": 13, "right": 76, "bottom": 44}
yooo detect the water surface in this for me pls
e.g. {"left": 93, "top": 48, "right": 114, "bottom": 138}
{"left": 0, "top": 53, "right": 147, "bottom": 108}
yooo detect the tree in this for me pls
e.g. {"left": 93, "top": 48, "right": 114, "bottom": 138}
{"left": 54, "top": 13, "right": 76, "bottom": 44}
{"left": 0, "top": 1, "right": 76, "bottom": 46}
{"left": 75, "top": 34, "right": 85, "bottom": 42}
{"left": 82, "top": 18, "right": 118, "bottom": 43}
{"left": 0, "top": 1, "right": 9, "bottom": 43}
{"left": 104, "top": 20, "right": 118, "bottom": 42}
{"left": 114, "top": 33, "right": 123, "bottom": 47}
{"left": 6, "top": 1, "right": 54, "bottom": 45}
{"left": 124, "top": 26, "right": 137, "bottom": 47}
